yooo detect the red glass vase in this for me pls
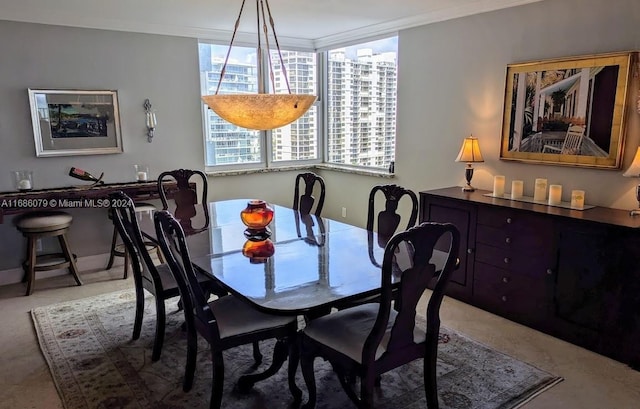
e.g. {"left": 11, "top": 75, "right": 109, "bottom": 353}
{"left": 242, "top": 239, "right": 275, "bottom": 264}
{"left": 240, "top": 200, "right": 274, "bottom": 239}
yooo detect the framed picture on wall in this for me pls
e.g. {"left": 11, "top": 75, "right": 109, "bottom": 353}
{"left": 499, "top": 51, "right": 635, "bottom": 169}
{"left": 28, "top": 89, "right": 123, "bottom": 157}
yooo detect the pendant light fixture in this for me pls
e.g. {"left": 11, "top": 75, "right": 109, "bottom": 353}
{"left": 201, "top": 0, "right": 317, "bottom": 131}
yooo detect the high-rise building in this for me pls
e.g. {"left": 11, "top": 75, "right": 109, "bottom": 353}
{"left": 327, "top": 48, "right": 397, "bottom": 168}
{"left": 201, "top": 57, "right": 260, "bottom": 165}
{"left": 200, "top": 44, "right": 397, "bottom": 168}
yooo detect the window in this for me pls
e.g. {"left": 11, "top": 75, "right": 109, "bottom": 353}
{"left": 199, "top": 36, "right": 397, "bottom": 171}
{"left": 199, "top": 43, "right": 318, "bottom": 169}
{"left": 326, "top": 38, "right": 398, "bottom": 169}
{"left": 200, "top": 44, "right": 259, "bottom": 166}
{"left": 270, "top": 50, "right": 319, "bottom": 163}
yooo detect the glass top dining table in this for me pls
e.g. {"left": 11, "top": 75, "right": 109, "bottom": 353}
{"left": 138, "top": 199, "right": 437, "bottom": 316}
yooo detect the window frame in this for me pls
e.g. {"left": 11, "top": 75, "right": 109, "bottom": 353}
{"left": 199, "top": 34, "right": 397, "bottom": 173}
{"left": 201, "top": 43, "right": 322, "bottom": 172}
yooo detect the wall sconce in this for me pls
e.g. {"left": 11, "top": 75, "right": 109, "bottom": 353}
{"left": 144, "top": 98, "right": 157, "bottom": 142}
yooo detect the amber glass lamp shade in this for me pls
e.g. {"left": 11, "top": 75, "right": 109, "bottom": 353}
{"left": 240, "top": 200, "right": 274, "bottom": 239}
{"left": 242, "top": 239, "right": 275, "bottom": 264}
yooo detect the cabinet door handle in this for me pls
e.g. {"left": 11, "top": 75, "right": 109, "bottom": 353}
{"left": 505, "top": 237, "right": 512, "bottom": 244}
{"left": 502, "top": 277, "right": 509, "bottom": 283}
{"left": 501, "top": 295, "right": 508, "bottom": 302}
{"left": 546, "top": 268, "right": 553, "bottom": 275}
{"left": 467, "top": 248, "right": 474, "bottom": 254}
{"left": 503, "top": 257, "right": 511, "bottom": 264}
{"left": 506, "top": 217, "right": 512, "bottom": 224}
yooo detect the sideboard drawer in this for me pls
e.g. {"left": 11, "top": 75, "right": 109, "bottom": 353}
{"left": 476, "top": 223, "right": 551, "bottom": 250}
{"left": 477, "top": 205, "right": 552, "bottom": 234}
{"left": 475, "top": 242, "right": 554, "bottom": 278}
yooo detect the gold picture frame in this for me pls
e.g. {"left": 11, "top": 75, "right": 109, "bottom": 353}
{"left": 499, "top": 51, "right": 634, "bottom": 169}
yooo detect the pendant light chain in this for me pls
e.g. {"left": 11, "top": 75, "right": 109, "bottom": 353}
{"left": 263, "top": 0, "right": 292, "bottom": 94}
{"left": 215, "top": 0, "right": 247, "bottom": 95}
{"left": 214, "top": 0, "right": 292, "bottom": 96}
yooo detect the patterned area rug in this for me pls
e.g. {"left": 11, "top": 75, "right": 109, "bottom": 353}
{"left": 32, "top": 289, "right": 562, "bottom": 409}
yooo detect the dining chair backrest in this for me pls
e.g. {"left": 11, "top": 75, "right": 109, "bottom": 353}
{"left": 293, "top": 172, "right": 325, "bottom": 216}
{"left": 157, "top": 169, "right": 209, "bottom": 233}
{"left": 372, "top": 221, "right": 460, "bottom": 361}
{"left": 109, "top": 191, "right": 163, "bottom": 295}
{"left": 299, "top": 221, "right": 461, "bottom": 409}
{"left": 157, "top": 168, "right": 207, "bottom": 210}
{"left": 154, "top": 210, "right": 220, "bottom": 339}
{"left": 366, "top": 184, "right": 418, "bottom": 240}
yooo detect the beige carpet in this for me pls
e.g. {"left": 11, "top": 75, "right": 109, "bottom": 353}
{"left": 31, "top": 289, "right": 562, "bottom": 409}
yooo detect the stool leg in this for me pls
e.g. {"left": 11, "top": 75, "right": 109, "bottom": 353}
{"left": 25, "top": 237, "right": 37, "bottom": 296}
{"left": 58, "top": 234, "right": 82, "bottom": 286}
{"left": 123, "top": 248, "right": 130, "bottom": 279}
{"left": 106, "top": 225, "right": 119, "bottom": 270}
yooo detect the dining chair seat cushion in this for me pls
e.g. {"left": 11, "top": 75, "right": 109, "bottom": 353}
{"left": 210, "top": 296, "right": 296, "bottom": 340}
{"left": 15, "top": 211, "right": 73, "bottom": 233}
{"left": 134, "top": 203, "right": 156, "bottom": 213}
{"left": 303, "top": 303, "right": 425, "bottom": 363}
{"left": 152, "top": 263, "right": 210, "bottom": 290}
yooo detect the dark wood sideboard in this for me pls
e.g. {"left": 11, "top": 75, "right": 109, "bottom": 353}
{"left": 420, "top": 186, "right": 640, "bottom": 369}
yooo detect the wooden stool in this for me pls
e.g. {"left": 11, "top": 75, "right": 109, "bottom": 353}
{"left": 106, "top": 202, "right": 158, "bottom": 279}
{"left": 14, "top": 211, "right": 83, "bottom": 296}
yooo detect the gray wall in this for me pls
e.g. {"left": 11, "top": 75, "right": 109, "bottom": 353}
{"left": 320, "top": 0, "right": 640, "bottom": 228}
{"left": 0, "top": 19, "right": 307, "bottom": 270}
{"left": 1, "top": 0, "right": 639, "bottom": 271}
{"left": 391, "top": 0, "right": 640, "bottom": 209}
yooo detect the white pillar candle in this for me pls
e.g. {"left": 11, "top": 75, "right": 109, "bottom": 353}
{"left": 493, "top": 175, "right": 505, "bottom": 197}
{"left": 511, "top": 180, "right": 524, "bottom": 200}
{"left": 18, "top": 179, "right": 31, "bottom": 190}
{"left": 571, "top": 190, "right": 585, "bottom": 209}
{"left": 548, "top": 185, "right": 562, "bottom": 205}
{"left": 137, "top": 171, "right": 148, "bottom": 181}
{"left": 533, "top": 178, "right": 547, "bottom": 201}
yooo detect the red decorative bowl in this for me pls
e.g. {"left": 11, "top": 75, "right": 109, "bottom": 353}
{"left": 242, "top": 239, "right": 275, "bottom": 263}
{"left": 240, "top": 200, "right": 274, "bottom": 230}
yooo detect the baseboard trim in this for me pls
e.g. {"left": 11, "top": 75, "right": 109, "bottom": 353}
{"left": 0, "top": 253, "right": 116, "bottom": 287}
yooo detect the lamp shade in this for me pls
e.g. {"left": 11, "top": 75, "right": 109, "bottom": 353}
{"left": 202, "top": 94, "right": 317, "bottom": 131}
{"left": 455, "top": 135, "right": 484, "bottom": 163}
{"left": 623, "top": 147, "right": 640, "bottom": 177}
{"left": 201, "top": 0, "right": 317, "bottom": 131}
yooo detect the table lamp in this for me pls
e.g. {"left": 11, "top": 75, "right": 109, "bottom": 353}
{"left": 623, "top": 146, "right": 640, "bottom": 215}
{"left": 455, "top": 135, "right": 484, "bottom": 191}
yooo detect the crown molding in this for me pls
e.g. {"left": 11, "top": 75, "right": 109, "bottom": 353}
{"left": 1, "top": 0, "right": 543, "bottom": 51}
{"left": 312, "top": 0, "right": 544, "bottom": 50}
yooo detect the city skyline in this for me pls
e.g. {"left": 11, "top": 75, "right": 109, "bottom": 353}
{"left": 200, "top": 37, "right": 397, "bottom": 168}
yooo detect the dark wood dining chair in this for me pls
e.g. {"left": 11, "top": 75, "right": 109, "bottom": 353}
{"left": 300, "top": 221, "right": 460, "bottom": 409}
{"left": 335, "top": 184, "right": 419, "bottom": 311}
{"left": 158, "top": 168, "right": 211, "bottom": 235}
{"left": 293, "top": 172, "right": 326, "bottom": 216}
{"left": 157, "top": 169, "right": 262, "bottom": 364}
{"left": 154, "top": 210, "right": 302, "bottom": 408}
{"left": 106, "top": 202, "right": 158, "bottom": 279}
{"left": 367, "top": 184, "right": 418, "bottom": 266}
{"left": 109, "top": 192, "right": 223, "bottom": 363}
